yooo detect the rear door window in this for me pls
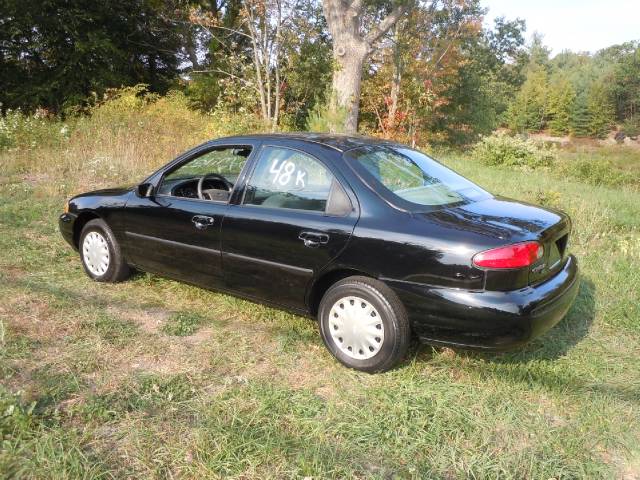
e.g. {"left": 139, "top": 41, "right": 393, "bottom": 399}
{"left": 243, "top": 146, "right": 335, "bottom": 212}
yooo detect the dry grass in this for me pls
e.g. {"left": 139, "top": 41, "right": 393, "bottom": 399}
{"left": 1, "top": 86, "right": 264, "bottom": 195}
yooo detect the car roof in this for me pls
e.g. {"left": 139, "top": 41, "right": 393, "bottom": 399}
{"left": 214, "top": 133, "right": 400, "bottom": 152}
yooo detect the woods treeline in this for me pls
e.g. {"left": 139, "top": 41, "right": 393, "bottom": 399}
{"left": 506, "top": 37, "right": 640, "bottom": 139}
{"left": 1, "top": 0, "right": 639, "bottom": 144}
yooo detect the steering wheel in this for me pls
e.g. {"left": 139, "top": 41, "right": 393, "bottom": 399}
{"left": 197, "top": 173, "right": 233, "bottom": 200}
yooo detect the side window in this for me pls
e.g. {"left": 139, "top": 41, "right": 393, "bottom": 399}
{"left": 244, "top": 146, "right": 338, "bottom": 213}
{"left": 157, "top": 147, "right": 251, "bottom": 201}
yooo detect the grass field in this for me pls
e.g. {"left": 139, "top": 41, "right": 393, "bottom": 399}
{"left": 1, "top": 128, "right": 640, "bottom": 477}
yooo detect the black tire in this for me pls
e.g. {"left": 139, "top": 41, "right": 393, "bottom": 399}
{"left": 318, "top": 276, "right": 411, "bottom": 373}
{"left": 79, "top": 219, "right": 131, "bottom": 282}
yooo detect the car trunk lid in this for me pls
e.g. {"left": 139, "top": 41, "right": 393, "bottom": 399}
{"left": 428, "top": 196, "right": 571, "bottom": 289}
{"left": 529, "top": 219, "right": 571, "bottom": 285}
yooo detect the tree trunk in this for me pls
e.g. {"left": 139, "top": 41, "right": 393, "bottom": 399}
{"left": 322, "top": 0, "right": 410, "bottom": 134}
{"left": 332, "top": 42, "right": 367, "bottom": 133}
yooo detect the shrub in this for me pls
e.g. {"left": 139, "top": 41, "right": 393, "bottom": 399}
{"left": 557, "top": 158, "right": 629, "bottom": 187}
{"left": 621, "top": 118, "right": 640, "bottom": 138}
{"left": 305, "top": 90, "right": 348, "bottom": 133}
{"left": 0, "top": 109, "right": 68, "bottom": 150}
{"left": 472, "top": 133, "right": 557, "bottom": 169}
{"left": 535, "top": 189, "right": 562, "bottom": 207}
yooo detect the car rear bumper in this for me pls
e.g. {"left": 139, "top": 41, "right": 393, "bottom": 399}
{"left": 385, "top": 254, "right": 579, "bottom": 351}
{"left": 59, "top": 213, "right": 78, "bottom": 250}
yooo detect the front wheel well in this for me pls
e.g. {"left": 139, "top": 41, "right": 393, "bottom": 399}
{"left": 308, "top": 268, "right": 375, "bottom": 316}
{"left": 73, "top": 212, "right": 100, "bottom": 248}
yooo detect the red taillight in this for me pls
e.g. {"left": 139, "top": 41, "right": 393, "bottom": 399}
{"left": 473, "top": 241, "right": 543, "bottom": 269}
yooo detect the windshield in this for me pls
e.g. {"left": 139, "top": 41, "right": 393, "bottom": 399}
{"left": 345, "top": 146, "right": 491, "bottom": 209}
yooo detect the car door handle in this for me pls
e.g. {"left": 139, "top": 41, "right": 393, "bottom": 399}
{"left": 192, "top": 215, "right": 215, "bottom": 230}
{"left": 298, "top": 231, "right": 329, "bottom": 248}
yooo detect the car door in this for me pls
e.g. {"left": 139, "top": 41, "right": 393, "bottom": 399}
{"left": 221, "top": 144, "right": 359, "bottom": 311}
{"left": 123, "top": 142, "right": 258, "bottom": 287}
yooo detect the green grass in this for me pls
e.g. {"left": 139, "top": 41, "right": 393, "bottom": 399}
{"left": 161, "top": 312, "right": 207, "bottom": 336}
{"left": 1, "top": 144, "right": 639, "bottom": 478}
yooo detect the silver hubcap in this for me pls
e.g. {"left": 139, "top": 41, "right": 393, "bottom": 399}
{"left": 82, "top": 231, "right": 110, "bottom": 276}
{"left": 328, "top": 296, "right": 384, "bottom": 360}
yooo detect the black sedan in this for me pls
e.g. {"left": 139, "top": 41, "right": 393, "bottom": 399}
{"left": 59, "top": 134, "right": 579, "bottom": 372}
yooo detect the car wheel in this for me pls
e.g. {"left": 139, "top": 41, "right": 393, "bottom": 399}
{"left": 79, "top": 219, "right": 131, "bottom": 282}
{"left": 318, "top": 276, "right": 411, "bottom": 373}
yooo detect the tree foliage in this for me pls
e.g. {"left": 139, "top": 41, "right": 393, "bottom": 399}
{"left": 587, "top": 81, "right": 614, "bottom": 138}
{"left": 360, "top": 4, "right": 527, "bottom": 145}
{"left": 0, "top": 0, "right": 182, "bottom": 113}
{"left": 2, "top": 0, "right": 639, "bottom": 142}
{"left": 547, "top": 76, "right": 575, "bottom": 135}
{"left": 506, "top": 64, "right": 548, "bottom": 133}
{"left": 504, "top": 40, "right": 640, "bottom": 138}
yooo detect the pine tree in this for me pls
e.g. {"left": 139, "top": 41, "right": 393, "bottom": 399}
{"left": 587, "top": 82, "right": 615, "bottom": 138}
{"left": 506, "top": 64, "right": 549, "bottom": 132}
{"left": 547, "top": 77, "right": 575, "bottom": 135}
{"left": 570, "top": 93, "right": 591, "bottom": 137}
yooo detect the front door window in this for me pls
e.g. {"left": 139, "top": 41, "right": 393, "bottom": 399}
{"left": 157, "top": 147, "right": 252, "bottom": 202}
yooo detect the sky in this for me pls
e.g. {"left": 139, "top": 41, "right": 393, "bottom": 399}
{"left": 483, "top": 0, "right": 640, "bottom": 55}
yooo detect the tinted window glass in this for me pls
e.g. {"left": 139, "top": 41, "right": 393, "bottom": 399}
{"left": 244, "top": 147, "right": 334, "bottom": 212}
{"left": 346, "top": 146, "right": 490, "bottom": 208}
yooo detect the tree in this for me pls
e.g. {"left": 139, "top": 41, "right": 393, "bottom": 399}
{"left": 359, "top": 0, "right": 489, "bottom": 144}
{"left": 279, "top": 0, "right": 333, "bottom": 128}
{"left": 600, "top": 42, "right": 640, "bottom": 125}
{"left": 0, "top": 0, "right": 182, "bottom": 113}
{"left": 180, "top": 0, "right": 249, "bottom": 112}
{"left": 506, "top": 63, "right": 548, "bottom": 132}
{"left": 527, "top": 32, "right": 551, "bottom": 68}
{"left": 434, "top": 14, "right": 526, "bottom": 143}
{"left": 570, "top": 93, "right": 590, "bottom": 137}
{"left": 322, "top": 0, "right": 416, "bottom": 133}
{"left": 186, "top": 0, "right": 331, "bottom": 130}
{"left": 188, "top": 0, "right": 292, "bottom": 130}
{"left": 547, "top": 76, "right": 575, "bottom": 135}
{"left": 587, "top": 81, "right": 614, "bottom": 138}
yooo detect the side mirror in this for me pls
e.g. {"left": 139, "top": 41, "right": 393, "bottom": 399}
{"left": 136, "top": 183, "right": 154, "bottom": 198}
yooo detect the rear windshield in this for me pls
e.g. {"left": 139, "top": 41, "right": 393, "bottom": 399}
{"left": 344, "top": 146, "right": 491, "bottom": 209}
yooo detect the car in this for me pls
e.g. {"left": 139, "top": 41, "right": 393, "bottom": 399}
{"left": 59, "top": 133, "right": 579, "bottom": 372}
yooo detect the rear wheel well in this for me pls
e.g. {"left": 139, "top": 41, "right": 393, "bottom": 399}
{"left": 308, "top": 268, "right": 375, "bottom": 316}
{"left": 73, "top": 212, "right": 100, "bottom": 248}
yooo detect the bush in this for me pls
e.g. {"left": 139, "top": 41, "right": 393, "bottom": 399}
{"left": 557, "top": 158, "right": 630, "bottom": 187}
{"left": 305, "top": 90, "right": 348, "bottom": 133}
{"left": 472, "top": 133, "right": 557, "bottom": 169}
{"left": 0, "top": 109, "right": 68, "bottom": 150}
{"left": 621, "top": 118, "right": 640, "bottom": 138}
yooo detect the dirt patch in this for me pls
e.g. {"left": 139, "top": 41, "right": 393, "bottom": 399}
{"left": 600, "top": 450, "right": 640, "bottom": 480}
{"left": 0, "top": 265, "right": 27, "bottom": 281}
{"left": 114, "top": 329, "right": 219, "bottom": 377}
{"left": 182, "top": 326, "right": 215, "bottom": 344}
{"left": 83, "top": 339, "right": 210, "bottom": 390}
{"left": 21, "top": 173, "right": 51, "bottom": 186}
{"left": 314, "top": 383, "right": 337, "bottom": 400}
{"left": 1, "top": 292, "right": 61, "bottom": 341}
{"left": 107, "top": 306, "right": 171, "bottom": 334}
{"left": 528, "top": 132, "right": 572, "bottom": 146}
{"left": 278, "top": 348, "right": 333, "bottom": 392}
{"left": 129, "top": 351, "right": 197, "bottom": 375}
